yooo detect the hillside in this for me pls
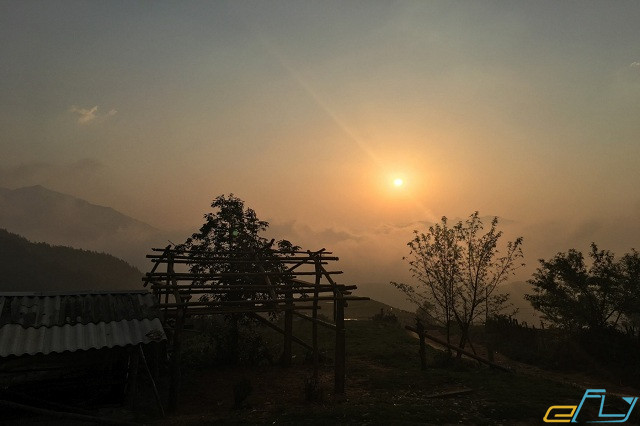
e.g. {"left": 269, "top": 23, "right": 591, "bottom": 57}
{"left": 320, "top": 298, "right": 416, "bottom": 324}
{"left": 0, "top": 185, "right": 164, "bottom": 269}
{"left": 0, "top": 229, "right": 143, "bottom": 292}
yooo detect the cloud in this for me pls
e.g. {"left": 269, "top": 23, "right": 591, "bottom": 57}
{"left": 267, "top": 220, "right": 361, "bottom": 247}
{"left": 70, "top": 105, "right": 117, "bottom": 124}
{"left": 630, "top": 61, "right": 640, "bottom": 69}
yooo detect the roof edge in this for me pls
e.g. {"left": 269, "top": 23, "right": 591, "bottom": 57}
{"left": 0, "top": 290, "right": 150, "bottom": 297}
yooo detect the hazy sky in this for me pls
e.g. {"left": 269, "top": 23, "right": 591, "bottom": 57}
{"left": 1, "top": 1, "right": 639, "bottom": 302}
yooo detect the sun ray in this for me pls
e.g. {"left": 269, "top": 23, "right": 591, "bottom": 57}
{"left": 253, "top": 33, "right": 381, "bottom": 166}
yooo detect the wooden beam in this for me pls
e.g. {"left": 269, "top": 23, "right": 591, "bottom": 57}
{"left": 159, "top": 305, "right": 316, "bottom": 316}
{"left": 404, "top": 325, "right": 511, "bottom": 372}
{"left": 148, "top": 282, "right": 356, "bottom": 291}
{"left": 249, "top": 313, "right": 315, "bottom": 353}
{"left": 291, "top": 310, "right": 336, "bottom": 330}
{"left": 143, "top": 244, "right": 171, "bottom": 287}
{"left": 145, "top": 271, "right": 343, "bottom": 279}
{"left": 150, "top": 247, "right": 334, "bottom": 255}
{"left": 150, "top": 287, "right": 343, "bottom": 296}
{"left": 146, "top": 255, "right": 337, "bottom": 263}
{"left": 158, "top": 295, "right": 368, "bottom": 309}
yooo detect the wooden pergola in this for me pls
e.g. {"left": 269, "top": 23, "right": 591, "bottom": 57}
{"left": 142, "top": 244, "right": 367, "bottom": 411}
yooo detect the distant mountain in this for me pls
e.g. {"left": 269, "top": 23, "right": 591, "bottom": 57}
{"left": 0, "top": 229, "right": 143, "bottom": 292}
{"left": 0, "top": 185, "right": 166, "bottom": 269}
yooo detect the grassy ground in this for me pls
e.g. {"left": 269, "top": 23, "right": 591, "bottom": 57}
{"left": 162, "top": 319, "right": 592, "bottom": 425}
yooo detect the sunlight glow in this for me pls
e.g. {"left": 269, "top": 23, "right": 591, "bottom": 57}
{"left": 393, "top": 178, "right": 403, "bottom": 187}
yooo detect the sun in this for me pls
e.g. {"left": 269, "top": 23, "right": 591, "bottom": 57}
{"left": 393, "top": 178, "right": 403, "bottom": 187}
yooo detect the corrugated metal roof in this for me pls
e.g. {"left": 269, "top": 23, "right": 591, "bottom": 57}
{"left": 0, "top": 291, "right": 161, "bottom": 328}
{"left": 0, "top": 291, "right": 166, "bottom": 357}
{"left": 0, "top": 318, "right": 166, "bottom": 357}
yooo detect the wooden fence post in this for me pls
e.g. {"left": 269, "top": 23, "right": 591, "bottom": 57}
{"left": 282, "top": 282, "right": 293, "bottom": 367}
{"left": 312, "top": 256, "right": 321, "bottom": 379}
{"left": 127, "top": 346, "right": 140, "bottom": 409}
{"left": 167, "top": 253, "right": 185, "bottom": 413}
{"left": 334, "top": 296, "right": 345, "bottom": 395}
{"left": 417, "top": 319, "right": 427, "bottom": 370}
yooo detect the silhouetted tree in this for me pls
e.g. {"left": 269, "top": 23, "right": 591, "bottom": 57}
{"left": 392, "top": 216, "right": 458, "bottom": 349}
{"left": 526, "top": 244, "right": 640, "bottom": 332}
{"left": 393, "top": 212, "right": 523, "bottom": 356}
{"left": 178, "top": 194, "right": 298, "bottom": 363}
{"left": 620, "top": 250, "right": 640, "bottom": 335}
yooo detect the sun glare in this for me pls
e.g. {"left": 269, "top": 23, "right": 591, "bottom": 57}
{"left": 393, "top": 178, "right": 403, "bottom": 187}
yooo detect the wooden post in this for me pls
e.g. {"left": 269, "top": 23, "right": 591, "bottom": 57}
{"left": 127, "top": 346, "right": 140, "bottom": 409}
{"left": 485, "top": 287, "right": 494, "bottom": 362}
{"left": 333, "top": 297, "right": 337, "bottom": 322}
{"left": 417, "top": 319, "right": 427, "bottom": 370}
{"left": 139, "top": 345, "right": 165, "bottom": 417}
{"left": 312, "top": 255, "right": 321, "bottom": 379}
{"left": 168, "top": 304, "right": 185, "bottom": 412}
{"left": 334, "top": 295, "right": 345, "bottom": 395}
{"left": 282, "top": 281, "right": 293, "bottom": 367}
{"left": 167, "top": 253, "right": 185, "bottom": 413}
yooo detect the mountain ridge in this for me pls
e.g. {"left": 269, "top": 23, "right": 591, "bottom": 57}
{"left": 0, "top": 228, "right": 143, "bottom": 292}
{"left": 0, "top": 185, "right": 165, "bottom": 269}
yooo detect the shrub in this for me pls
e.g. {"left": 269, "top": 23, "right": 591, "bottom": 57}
{"left": 182, "top": 315, "right": 273, "bottom": 370}
{"left": 371, "top": 308, "right": 398, "bottom": 323}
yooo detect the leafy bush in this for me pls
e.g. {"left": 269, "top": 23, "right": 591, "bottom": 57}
{"left": 371, "top": 308, "right": 398, "bottom": 323}
{"left": 182, "top": 315, "right": 273, "bottom": 370}
{"left": 486, "top": 314, "right": 640, "bottom": 386}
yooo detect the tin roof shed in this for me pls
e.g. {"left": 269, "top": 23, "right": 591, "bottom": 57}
{"left": 0, "top": 290, "right": 166, "bottom": 357}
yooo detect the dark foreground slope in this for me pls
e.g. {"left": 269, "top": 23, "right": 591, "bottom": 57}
{"left": 0, "top": 229, "right": 143, "bottom": 292}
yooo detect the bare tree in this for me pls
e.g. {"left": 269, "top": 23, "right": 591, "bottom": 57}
{"left": 392, "top": 216, "right": 458, "bottom": 351}
{"left": 393, "top": 212, "right": 524, "bottom": 356}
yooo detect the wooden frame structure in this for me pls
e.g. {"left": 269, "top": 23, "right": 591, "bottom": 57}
{"left": 143, "top": 244, "right": 367, "bottom": 412}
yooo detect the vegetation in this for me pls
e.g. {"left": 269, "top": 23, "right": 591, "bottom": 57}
{"left": 486, "top": 313, "right": 640, "bottom": 388}
{"left": 0, "top": 228, "right": 142, "bottom": 292}
{"left": 181, "top": 315, "right": 273, "bottom": 369}
{"left": 180, "top": 194, "right": 298, "bottom": 258}
{"left": 526, "top": 243, "right": 640, "bottom": 332}
{"left": 179, "top": 194, "right": 298, "bottom": 294}
{"left": 498, "top": 243, "right": 640, "bottom": 388}
{"left": 371, "top": 308, "right": 398, "bottom": 323}
{"left": 392, "top": 212, "right": 524, "bottom": 354}
{"left": 177, "top": 194, "right": 299, "bottom": 364}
